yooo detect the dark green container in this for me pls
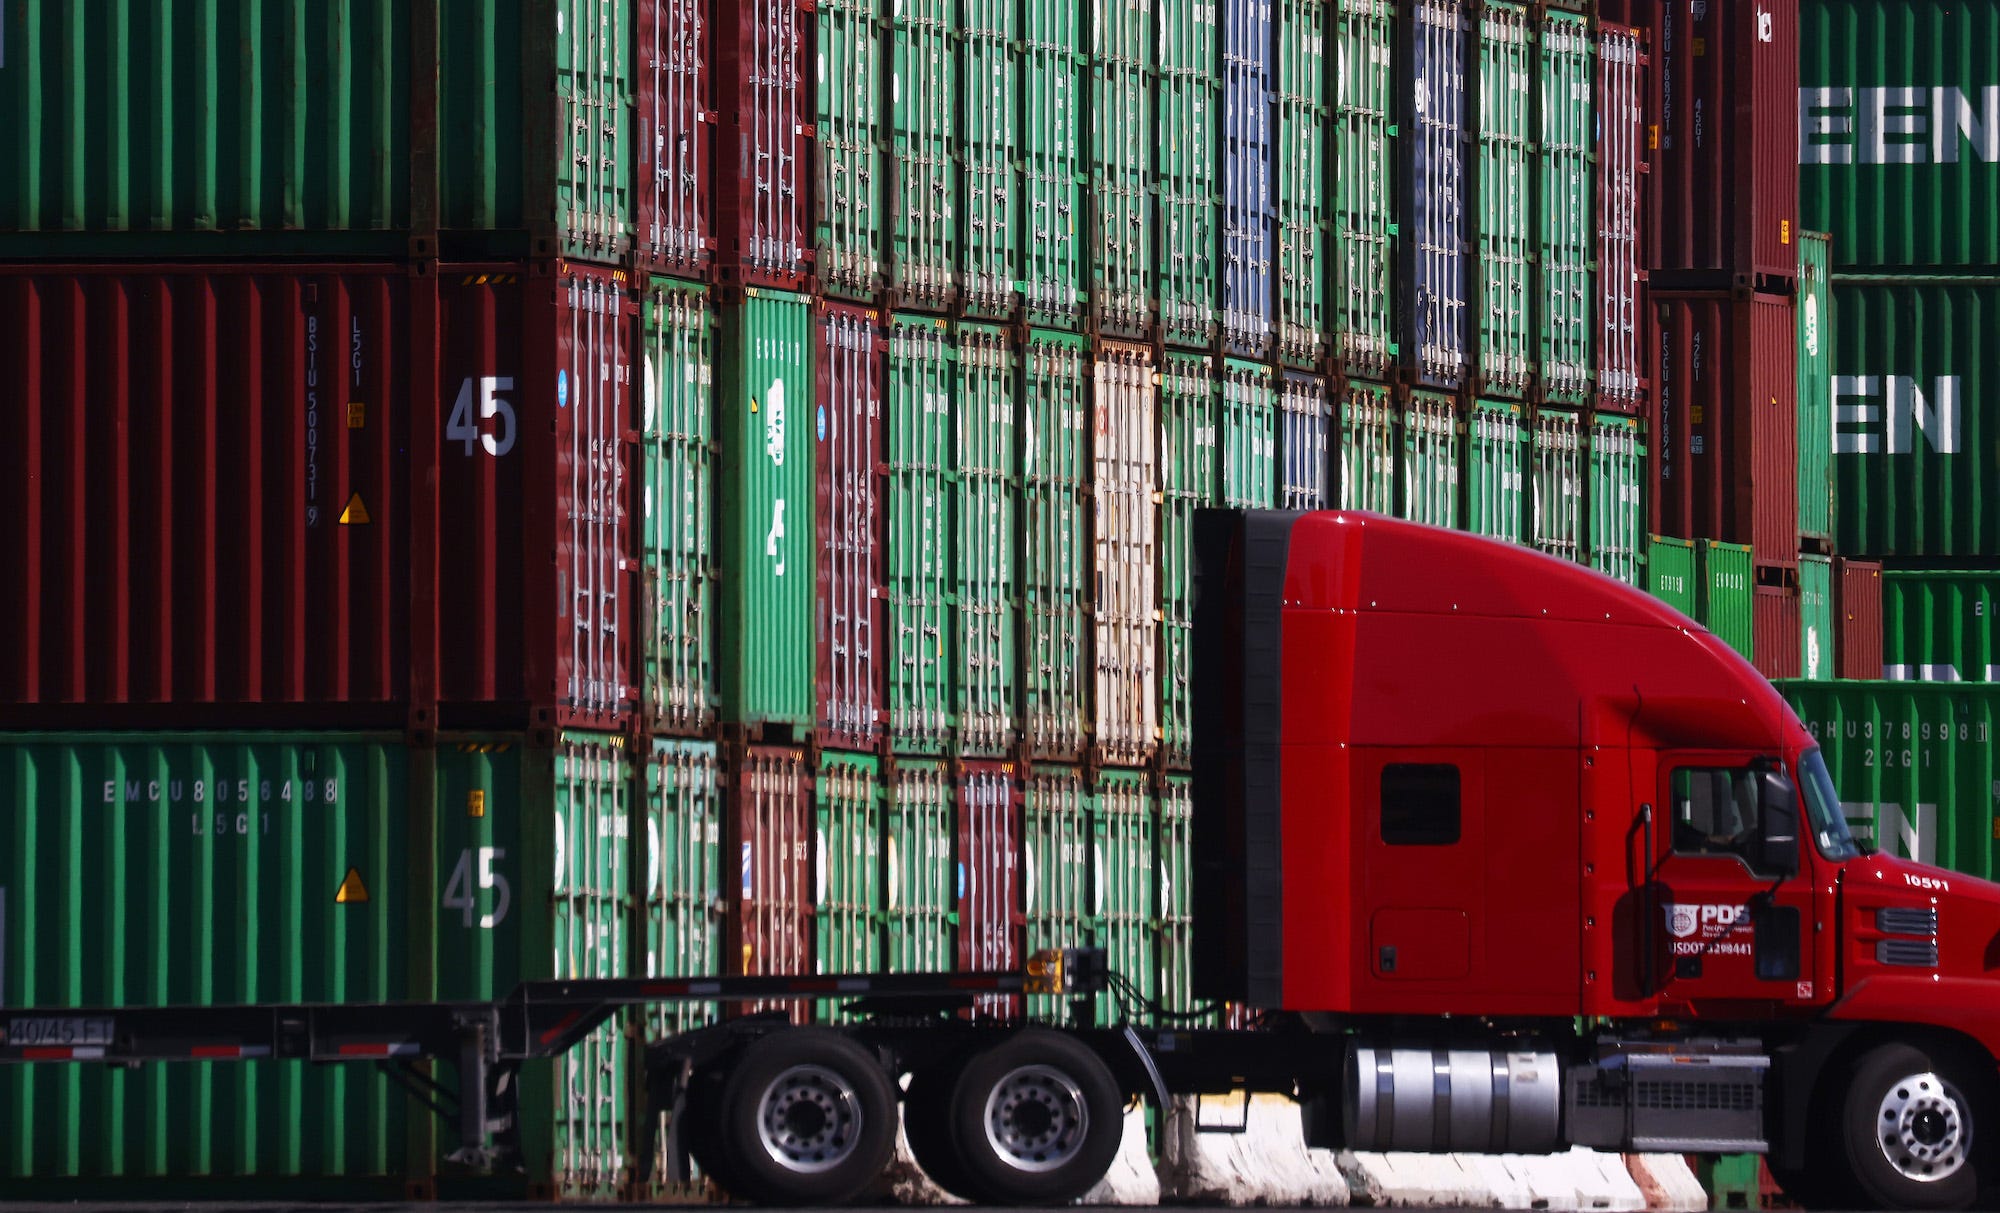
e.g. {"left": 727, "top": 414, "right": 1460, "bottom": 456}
{"left": 1332, "top": 0, "right": 1399, "bottom": 379}
{"left": 1023, "top": 766, "right": 1092, "bottom": 1023}
{"left": 1157, "top": 0, "right": 1221, "bottom": 348}
{"left": 819, "top": 0, "right": 890, "bottom": 300}
{"left": 1695, "top": 1154, "right": 1764, "bottom": 1212}
{"left": 1021, "top": 0, "right": 1088, "bottom": 327}
{"left": 1276, "top": 0, "right": 1331, "bottom": 367}
{"left": 1221, "top": 360, "right": 1279, "bottom": 507}
{"left": 1400, "top": 392, "right": 1461, "bottom": 530}
{"left": 955, "top": 323, "right": 1022, "bottom": 756}
{"left": 961, "top": 0, "right": 1022, "bottom": 318}
{"left": 1160, "top": 353, "right": 1221, "bottom": 769}
{"left": 1157, "top": 776, "right": 1214, "bottom": 1024}
{"left": 1089, "top": 0, "right": 1157, "bottom": 336}
{"left": 1647, "top": 535, "right": 1698, "bottom": 619}
{"left": 1340, "top": 382, "right": 1398, "bottom": 513}
{"left": 886, "top": 759, "right": 955, "bottom": 974}
{"left": 1697, "top": 539, "right": 1755, "bottom": 661}
{"left": 814, "top": 752, "right": 883, "bottom": 1023}
{"left": 1094, "top": 770, "right": 1157, "bottom": 1026}
{"left": 1800, "top": 555, "right": 1835, "bottom": 680}
{"left": 1474, "top": 3, "right": 1535, "bottom": 400}
{"left": 1882, "top": 572, "right": 2000, "bottom": 682}
{"left": 639, "top": 738, "right": 723, "bottom": 1043}
{"left": 886, "top": 315, "right": 956, "bottom": 753}
{"left": 1798, "top": 231, "right": 1833, "bottom": 545}
{"left": 638, "top": 278, "right": 718, "bottom": 735}
{"left": 890, "top": 0, "right": 958, "bottom": 310}
{"left": 1467, "top": 400, "right": 1529, "bottom": 543}
{"left": 1588, "top": 415, "right": 1645, "bottom": 587}
{"left": 1021, "top": 331, "right": 1093, "bottom": 759}
{"left": 1530, "top": 407, "right": 1585, "bottom": 564}
{"left": 1535, "top": 11, "right": 1593, "bottom": 405}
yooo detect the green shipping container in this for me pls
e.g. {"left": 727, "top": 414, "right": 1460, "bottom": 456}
{"left": 719, "top": 289, "right": 816, "bottom": 728}
{"left": 1832, "top": 282, "right": 2000, "bottom": 558}
{"left": 1277, "top": 0, "right": 1331, "bottom": 367}
{"left": 1157, "top": 776, "right": 1213, "bottom": 1024}
{"left": 1021, "top": 0, "right": 1088, "bottom": 326}
{"left": 1798, "top": 231, "right": 1834, "bottom": 545}
{"left": 887, "top": 316, "right": 957, "bottom": 753}
{"left": 1090, "top": 0, "right": 1156, "bottom": 335}
{"left": 1883, "top": 571, "right": 2000, "bottom": 682}
{"left": 814, "top": 752, "right": 883, "bottom": 1023}
{"left": 1801, "top": 555, "right": 1836, "bottom": 680}
{"left": 1698, "top": 539, "right": 1755, "bottom": 661}
{"left": 886, "top": 759, "right": 955, "bottom": 974}
{"left": 1341, "top": 383, "right": 1398, "bottom": 513}
{"left": 1780, "top": 682, "right": 2000, "bottom": 879}
{"left": 1024, "top": 766, "right": 1093, "bottom": 1023}
{"left": 1022, "top": 331, "right": 1093, "bottom": 759}
{"left": 1648, "top": 535, "right": 1698, "bottom": 619}
{"left": 961, "top": 0, "right": 1022, "bottom": 318}
{"left": 1530, "top": 408, "right": 1584, "bottom": 563}
{"left": 1094, "top": 771, "right": 1156, "bottom": 1027}
{"left": 1696, "top": 1155, "right": 1765, "bottom": 1213}
{"left": 1400, "top": 392, "right": 1461, "bottom": 529}
{"left": 1156, "top": 0, "right": 1221, "bottom": 348}
{"left": 1221, "top": 360, "right": 1279, "bottom": 507}
{"left": 1466, "top": 401, "right": 1529, "bottom": 543}
{"left": 639, "top": 279, "right": 718, "bottom": 735}
{"left": 1160, "top": 354, "right": 1221, "bottom": 769}
{"left": 819, "top": 0, "right": 889, "bottom": 299}
{"left": 955, "top": 323, "right": 1021, "bottom": 756}
{"left": 891, "top": 0, "right": 958, "bottom": 309}
{"left": 1473, "top": 3, "right": 1536, "bottom": 399}
{"left": 1588, "top": 415, "right": 1645, "bottom": 587}
{"left": 1536, "top": 11, "right": 1593, "bottom": 405}
{"left": 1332, "top": 0, "right": 1399, "bottom": 378}
{"left": 0, "top": 731, "right": 635, "bottom": 1197}
{"left": 1800, "top": 0, "right": 2000, "bottom": 272}
{"left": 0, "top": 0, "right": 630, "bottom": 262}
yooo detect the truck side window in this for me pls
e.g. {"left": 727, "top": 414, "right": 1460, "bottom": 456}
{"left": 1382, "top": 764, "right": 1460, "bottom": 846}
{"left": 1670, "top": 767, "right": 1760, "bottom": 861}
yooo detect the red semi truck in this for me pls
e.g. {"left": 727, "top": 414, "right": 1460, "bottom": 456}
{"left": 4, "top": 510, "right": 1996, "bottom": 1209}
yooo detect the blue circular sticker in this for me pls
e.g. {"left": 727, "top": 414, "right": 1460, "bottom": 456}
{"left": 817, "top": 404, "right": 827, "bottom": 442}
{"left": 957, "top": 862, "right": 966, "bottom": 902}
{"left": 556, "top": 369, "right": 569, "bottom": 409}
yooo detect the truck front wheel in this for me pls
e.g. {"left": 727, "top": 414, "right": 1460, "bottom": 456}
{"left": 945, "top": 1029, "right": 1125, "bottom": 1205}
{"left": 1841, "top": 1041, "right": 1991, "bottom": 1210}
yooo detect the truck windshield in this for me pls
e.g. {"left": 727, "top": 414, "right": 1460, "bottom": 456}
{"left": 1797, "top": 748, "right": 1860, "bottom": 861}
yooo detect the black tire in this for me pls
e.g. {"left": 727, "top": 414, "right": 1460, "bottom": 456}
{"left": 681, "top": 1058, "right": 744, "bottom": 1197}
{"left": 1839, "top": 1041, "right": 1990, "bottom": 1210}
{"left": 903, "top": 1058, "right": 976, "bottom": 1199}
{"left": 712, "top": 1028, "right": 898, "bottom": 1206}
{"left": 943, "top": 1029, "right": 1126, "bottom": 1206}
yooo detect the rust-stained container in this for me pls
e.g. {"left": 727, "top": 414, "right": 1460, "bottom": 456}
{"left": 729, "top": 744, "right": 813, "bottom": 1022}
{"left": 1651, "top": 291, "right": 1799, "bottom": 569}
{"left": 958, "top": 760, "right": 1024, "bottom": 1021}
{"left": 637, "top": 0, "right": 714, "bottom": 277}
{"left": 1653, "top": 0, "right": 1799, "bottom": 288}
{"left": 715, "top": 0, "right": 812, "bottom": 287}
{"left": 1595, "top": 21, "right": 1648, "bottom": 416}
{"left": 1755, "top": 584, "right": 1803, "bottom": 680}
{"left": 1091, "top": 340, "right": 1159, "bottom": 768}
{"left": 1836, "top": 559, "right": 1885, "bottom": 680}
{"left": 815, "top": 302, "right": 886, "bottom": 750}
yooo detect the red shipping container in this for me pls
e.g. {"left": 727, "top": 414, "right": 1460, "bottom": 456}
{"left": 816, "top": 302, "right": 887, "bottom": 748}
{"left": 1651, "top": 292, "right": 1799, "bottom": 568}
{"left": 1653, "top": 0, "right": 1800, "bottom": 288}
{"left": 1595, "top": 21, "right": 1649, "bottom": 416}
{"left": 635, "top": 0, "right": 715, "bottom": 277}
{"left": 1754, "top": 583, "right": 1802, "bottom": 679}
{"left": 1836, "top": 558, "right": 1885, "bottom": 679}
{"left": 729, "top": 744, "right": 813, "bottom": 1023}
{"left": 957, "top": 760, "right": 1023, "bottom": 1021}
{"left": 714, "top": 0, "right": 812, "bottom": 287}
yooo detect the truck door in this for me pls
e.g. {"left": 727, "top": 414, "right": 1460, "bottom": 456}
{"left": 1647, "top": 755, "right": 1819, "bottom": 1007}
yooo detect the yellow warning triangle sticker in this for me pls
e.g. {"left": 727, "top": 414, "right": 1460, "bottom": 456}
{"left": 338, "top": 492, "right": 371, "bottom": 525}
{"left": 335, "top": 868, "right": 370, "bottom": 904}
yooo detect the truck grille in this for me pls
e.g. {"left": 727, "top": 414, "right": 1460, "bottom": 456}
{"left": 1877, "top": 939, "right": 1940, "bottom": 967}
{"left": 1877, "top": 907, "right": 1939, "bottom": 936}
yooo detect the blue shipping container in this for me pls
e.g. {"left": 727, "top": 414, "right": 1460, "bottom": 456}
{"left": 1223, "top": 0, "right": 1277, "bottom": 358}
{"left": 1279, "top": 370, "right": 1335, "bottom": 507}
{"left": 1403, "top": 0, "right": 1470, "bottom": 388}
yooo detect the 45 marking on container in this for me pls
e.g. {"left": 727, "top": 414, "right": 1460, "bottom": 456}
{"left": 448, "top": 376, "right": 518, "bottom": 457}
{"left": 444, "top": 847, "right": 512, "bottom": 928}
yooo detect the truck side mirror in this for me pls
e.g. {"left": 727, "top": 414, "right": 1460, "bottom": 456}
{"left": 1759, "top": 770, "right": 1800, "bottom": 876}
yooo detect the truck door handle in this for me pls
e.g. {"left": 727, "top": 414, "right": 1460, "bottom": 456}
{"left": 1379, "top": 945, "right": 1397, "bottom": 974}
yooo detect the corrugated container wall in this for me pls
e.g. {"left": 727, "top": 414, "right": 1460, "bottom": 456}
{"left": 886, "top": 316, "right": 956, "bottom": 754}
{"left": 1836, "top": 558, "right": 1885, "bottom": 679}
{"left": 957, "top": 761, "right": 1023, "bottom": 1020}
{"left": 637, "top": 0, "right": 714, "bottom": 276}
{"left": 1282, "top": 373, "right": 1337, "bottom": 509}
{"left": 1648, "top": 534, "right": 1698, "bottom": 618}
{"left": 640, "top": 278, "right": 719, "bottom": 736}
{"left": 1797, "top": 231, "right": 1834, "bottom": 547}
{"left": 1531, "top": 408, "right": 1585, "bottom": 564}
{"left": 641, "top": 739, "right": 725, "bottom": 1043}
{"left": 1800, "top": 555, "right": 1834, "bottom": 679}
{"left": 1589, "top": 415, "right": 1645, "bottom": 587}
{"left": 1800, "top": 0, "right": 2000, "bottom": 272}
{"left": 1399, "top": 0, "right": 1469, "bottom": 390}
{"left": 1021, "top": 331, "right": 1092, "bottom": 759}
{"left": 1094, "top": 772, "right": 1156, "bottom": 1025}
{"left": 1157, "top": 777, "right": 1208, "bottom": 1021}
{"left": 955, "top": 323, "right": 1021, "bottom": 757}
{"left": 1400, "top": 392, "right": 1461, "bottom": 529}
{"left": 1160, "top": 354, "right": 1220, "bottom": 768}
{"left": 1754, "top": 585, "right": 1803, "bottom": 680}
{"left": 1222, "top": 0, "right": 1277, "bottom": 358}
{"left": 960, "top": 2, "right": 1022, "bottom": 319}
{"left": 1883, "top": 572, "right": 2000, "bottom": 682}
{"left": 1536, "top": 12, "right": 1593, "bottom": 406}
{"left": 1276, "top": 0, "right": 1330, "bottom": 367}
{"left": 1781, "top": 682, "right": 2000, "bottom": 880}
{"left": 886, "top": 759, "right": 954, "bottom": 974}
{"left": 1333, "top": 0, "right": 1399, "bottom": 378}
{"left": 815, "top": 302, "right": 886, "bottom": 750}
{"left": 1222, "top": 361, "right": 1280, "bottom": 507}
{"left": 1340, "top": 383, "right": 1398, "bottom": 513}
{"left": 1832, "top": 283, "right": 2000, "bottom": 558}
{"left": 1092, "top": 342, "right": 1160, "bottom": 767}
{"left": 814, "top": 752, "right": 883, "bottom": 1022}
{"left": 1653, "top": 292, "right": 1800, "bottom": 569}
{"left": 1594, "top": 22, "right": 1647, "bottom": 415}
{"left": 1654, "top": 0, "right": 1800, "bottom": 286}
{"left": 718, "top": 288, "right": 816, "bottom": 730}
{"left": 1697, "top": 539, "right": 1755, "bottom": 661}
{"left": 1090, "top": 0, "right": 1156, "bottom": 337}
{"left": 1021, "top": 0, "right": 1088, "bottom": 327}
{"left": 716, "top": 0, "right": 811, "bottom": 286}
{"left": 890, "top": 0, "right": 958, "bottom": 311}
{"left": 1158, "top": 0, "right": 1221, "bottom": 348}
{"left": 1023, "top": 767, "right": 1092, "bottom": 1023}
{"left": 1467, "top": 402, "right": 1529, "bottom": 542}
{"left": 730, "top": 745, "right": 812, "bottom": 1022}
{"left": 1473, "top": 3, "right": 1535, "bottom": 400}
{"left": 818, "top": 0, "right": 889, "bottom": 301}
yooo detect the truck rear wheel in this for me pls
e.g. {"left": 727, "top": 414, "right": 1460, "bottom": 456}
{"left": 713, "top": 1028, "right": 898, "bottom": 1205}
{"left": 1841, "top": 1041, "right": 1989, "bottom": 1210}
{"left": 904, "top": 1058, "right": 976, "bottom": 1199}
{"left": 944, "top": 1029, "right": 1125, "bottom": 1205}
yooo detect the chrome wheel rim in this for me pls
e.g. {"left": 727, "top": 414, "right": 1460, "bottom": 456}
{"left": 983, "top": 1063, "right": 1090, "bottom": 1173}
{"left": 1875, "top": 1070, "right": 1971, "bottom": 1183}
{"left": 755, "top": 1064, "right": 863, "bottom": 1173}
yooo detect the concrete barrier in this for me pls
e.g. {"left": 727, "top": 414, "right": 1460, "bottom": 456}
{"left": 1157, "top": 1094, "right": 1352, "bottom": 1205}
{"left": 1084, "top": 1105, "right": 1164, "bottom": 1204}
{"left": 1624, "top": 1154, "right": 1709, "bottom": 1212}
